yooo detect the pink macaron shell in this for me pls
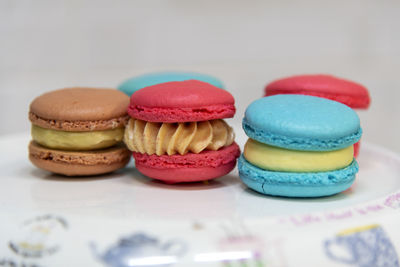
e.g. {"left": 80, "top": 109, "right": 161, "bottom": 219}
{"left": 265, "top": 74, "right": 370, "bottom": 109}
{"left": 128, "top": 80, "right": 235, "bottom": 122}
{"left": 135, "top": 161, "right": 237, "bottom": 183}
{"left": 133, "top": 142, "right": 240, "bottom": 183}
{"left": 354, "top": 141, "right": 360, "bottom": 158}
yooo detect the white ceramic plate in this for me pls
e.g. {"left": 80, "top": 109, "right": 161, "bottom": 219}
{"left": 1, "top": 132, "right": 400, "bottom": 267}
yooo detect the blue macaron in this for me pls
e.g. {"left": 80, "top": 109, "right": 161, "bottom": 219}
{"left": 118, "top": 71, "right": 225, "bottom": 96}
{"left": 238, "top": 95, "right": 362, "bottom": 197}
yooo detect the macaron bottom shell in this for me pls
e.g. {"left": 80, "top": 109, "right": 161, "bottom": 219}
{"left": 238, "top": 155, "right": 358, "bottom": 197}
{"left": 133, "top": 142, "right": 240, "bottom": 183}
{"left": 135, "top": 160, "right": 237, "bottom": 184}
{"left": 29, "top": 141, "right": 131, "bottom": 176}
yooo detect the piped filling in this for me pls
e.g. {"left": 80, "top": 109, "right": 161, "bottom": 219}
{"left": 244, "top": 138, "right": 354, "bottom": 172}
{"left": 124, "top": 118, "right": 235, "bottom": 156}
{"left": 31, "top": 125, "right": 125, "bottom": 151}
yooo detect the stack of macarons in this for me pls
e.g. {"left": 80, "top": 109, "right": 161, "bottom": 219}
{"left": 264, "top": 74, "right": 370, "bottom": 157}
{"left": 28, "top": 88, "right": 131, "bottom": 176}
{"left": 238, "top": 94, "right": 362, "bottom": 197}
{"left": 123, "top": 80, "right": 240, "bottom": 183}
{"left": 118, "top": 71, "right": 225, "bottom": 96}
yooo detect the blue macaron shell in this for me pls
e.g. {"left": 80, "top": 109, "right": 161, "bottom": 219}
{"left": 238, "top": 155, "right": 358, "bottom": 197}
{"left": 118, "top": 71, "right": 225, "bottom": 96}
{"left": 243, "top": 95, "right": 361, "bottom": 151}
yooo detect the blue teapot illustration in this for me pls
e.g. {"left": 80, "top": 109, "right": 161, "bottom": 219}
{"left": 324, "top": 224, "right": 399, "bottom": 267}
{"left": 91, "top": 232, "right": 187, "bottom": 267}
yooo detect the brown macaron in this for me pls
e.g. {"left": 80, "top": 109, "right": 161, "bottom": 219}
{"left": 28, "top": 88, "right": 131, "bottom": 176}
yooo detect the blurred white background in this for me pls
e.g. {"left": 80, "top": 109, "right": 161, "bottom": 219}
{"left": 1, "top": 0, "right": 399, "bottom": 151}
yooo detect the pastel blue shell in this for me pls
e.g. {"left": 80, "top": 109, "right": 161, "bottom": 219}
{"left": 243, "top": 95, "right": 362, "bottom": 151}
{"left": 118, "top": 71, "right": 225, "bottom": 96}
{"left": 238, "top": 155, "right": 358, "bottom": 197}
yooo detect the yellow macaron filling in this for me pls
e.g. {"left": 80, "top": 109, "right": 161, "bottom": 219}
{"left": 31, "top": 125, "right": 124, "bottom": 151}
{"left": 243, "top": 138, "right": 353, "bottom": 172}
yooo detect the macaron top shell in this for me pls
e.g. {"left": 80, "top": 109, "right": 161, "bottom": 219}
{"left": 30, "top": 88, "right": 130, "bottom": 121}
{"left": 118, "top": 71, "right": 224, "bottom": 95}
{"left": 128, "top": 80, "right": 235, "bottom": 122}
{"left": 265, "top": 74, "right": 370, "bottom": 109}
{"left": 243, "top": 95, "right": 361, "bottom": 151}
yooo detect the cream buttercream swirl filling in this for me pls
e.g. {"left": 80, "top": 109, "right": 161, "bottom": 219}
{"left": 124, "top": 118, "right": 235, "bottom": 156}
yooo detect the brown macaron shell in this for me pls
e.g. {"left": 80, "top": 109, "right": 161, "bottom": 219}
{"left": 29, "top": 141, "right": 131, "bottom": 176}
{"left": 29, "top": 88, "right": 130, "bottom": 131}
